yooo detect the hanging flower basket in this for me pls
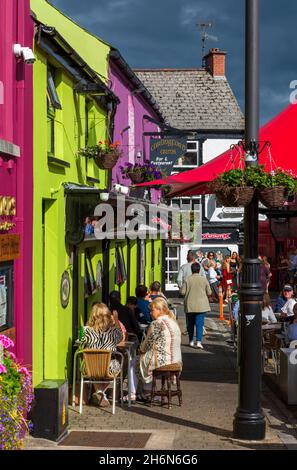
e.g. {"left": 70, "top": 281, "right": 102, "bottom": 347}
{"left": 121, "top": 162, "right": 164, "bottom": 185}
{"left": 78, "top": 140, "right": 121, "bottom": 170}
{"left": 258, "top": 186, "right": 287, "bottom": 208}
{"left": 215, "top": 186, "right": 255, "bottom": 207}
{"left": 126, "top": 171, "right": 145, "bottom": 184}
{"left": 93, "top": 150, "right": 120, "bottom": 170}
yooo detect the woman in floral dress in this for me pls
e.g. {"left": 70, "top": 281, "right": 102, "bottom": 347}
{"left": 128, "top": 298, "right": 182, "bottom": 402}
{"left": 139, "top": 298, "right": 182, "bottom": 384}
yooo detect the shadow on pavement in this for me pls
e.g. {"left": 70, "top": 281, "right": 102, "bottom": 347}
{"left": 127, "top": 405, "right": 232, "bottom": 439}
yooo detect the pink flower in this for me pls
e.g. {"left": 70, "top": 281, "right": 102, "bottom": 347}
{"left": 0, "top": 335, "right": 14, "bottom": 350}
{"left": 0, "top": 363, "right": 7, "bottom": 374}
{"left": 19, "top": 366, "right": 30, "bottom": 377}
{"left": 8, "top": 351, "right": 16, "bottom": 360}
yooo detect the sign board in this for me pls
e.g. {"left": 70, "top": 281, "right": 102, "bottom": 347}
{"left": 150, "top": 137, "right": 187, "bottom": 175}
{"left": 202, "top": 228, "right": 239, "bottom": 245}
{"left": 0, "top": 234, "right": 20, "bottom": 262}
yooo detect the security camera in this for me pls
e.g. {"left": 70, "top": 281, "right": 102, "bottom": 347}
{"left": 13, "top": 44, "right": 36, "bottom": 64}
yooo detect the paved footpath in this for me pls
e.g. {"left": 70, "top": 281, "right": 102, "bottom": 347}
{"left": 26, "top": 304, "right": 297, "bottom": 450}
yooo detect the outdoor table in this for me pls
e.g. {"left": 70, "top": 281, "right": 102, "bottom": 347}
{"left": 117, "top": 339, "right": 138, "bottom": 408}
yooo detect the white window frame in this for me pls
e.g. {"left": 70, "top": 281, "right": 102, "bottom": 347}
{"left": 165, "top": 245, "right": 180, "bottom": 288}
{"left": 173, "top": 140, "right": 199, "bottom": 169}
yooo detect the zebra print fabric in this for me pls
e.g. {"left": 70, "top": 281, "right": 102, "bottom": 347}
{"left": 80, "top": 326, "right": 123, "bottom": 375}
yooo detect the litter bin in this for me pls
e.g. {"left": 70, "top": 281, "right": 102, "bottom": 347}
{"left": 31, "top": 379, "right": 68, "bottom": 441}
{"left": 279, "top": 348, "right": 297, "bottom": 405}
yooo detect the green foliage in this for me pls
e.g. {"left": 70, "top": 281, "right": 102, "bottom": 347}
{"left": 220, "top": 169, "right": 246, "bottom": 187}
{"left": 1, "top": 352, "right": 22, "bottom": 398}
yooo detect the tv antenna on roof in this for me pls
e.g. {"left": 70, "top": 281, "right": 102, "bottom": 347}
{"left": 197, "top": 22, "right": 218, "bottom": 66}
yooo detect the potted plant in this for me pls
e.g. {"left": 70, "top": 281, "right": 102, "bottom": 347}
{"left": 0, "top": 335, "right": 33, "bottom": 450}
{"left": 209, "top": 168, "right": 255, "bottom": 207}
{"left": 78, "top": 139, "right": 121, "bottom": 170}
{"left": 120, "top": 161, "right": 164, "bottom": 184}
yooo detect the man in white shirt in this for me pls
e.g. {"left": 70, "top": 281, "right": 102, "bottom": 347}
{"left": 177, "top": 251, "right": 196, "bottom": 288}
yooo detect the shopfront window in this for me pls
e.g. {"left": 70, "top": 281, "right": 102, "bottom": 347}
{"left": 0, "top": 262, "right": 14, "bottom": 332}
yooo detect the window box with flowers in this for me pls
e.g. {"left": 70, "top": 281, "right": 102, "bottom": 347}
{"left": 0, "top": 335, "right": 33, "bottom": 450}
{"left": 78, "top": 140, "right": 121, "bottom": 170}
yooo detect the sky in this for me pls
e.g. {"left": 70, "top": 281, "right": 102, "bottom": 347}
{"left": 49, "top": 0, "right": 297, "bottom": 125}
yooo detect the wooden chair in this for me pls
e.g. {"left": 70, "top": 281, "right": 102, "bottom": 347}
{"left": 150, "top": 363, "right": 182, "bottom": 409}
{"left": 78, "top": 349, "right": 123, "bottom": 415}
{"left": 262, "top": 331, "right": 281, "bottom": 375}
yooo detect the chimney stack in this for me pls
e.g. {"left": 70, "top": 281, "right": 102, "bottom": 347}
{"left": 204, "top": 48, "right": 226, "bottom": 78}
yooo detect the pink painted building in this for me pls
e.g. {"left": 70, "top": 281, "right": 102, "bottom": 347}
{"left": 108, "top": 48, "right": 164, "bottom": 203}
{"left": 0, "top": 0, "right": 33, "bottom": 366}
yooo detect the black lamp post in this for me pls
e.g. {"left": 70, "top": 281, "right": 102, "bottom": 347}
{"left": 233, "top": 0, "right": 266, "bottom": 440}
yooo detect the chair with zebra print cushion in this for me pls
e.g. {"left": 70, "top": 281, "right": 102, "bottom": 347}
{"left": 78, "top": 349, "right": 124, "bottom": 415}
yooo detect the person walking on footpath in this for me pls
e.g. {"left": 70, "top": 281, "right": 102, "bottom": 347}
{"left": 180, "top": 262, "right": 212, "bottom": 349}
{"left": 177, "top": 250, "right": 196, "bottom": 289}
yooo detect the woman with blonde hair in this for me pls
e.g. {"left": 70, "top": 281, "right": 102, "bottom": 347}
{"left": 127, "top": 297, "right": 182, "bottom": 402}
{"left": 221, "top": 255, "right": 233, "bottom": 301}
{"left": 80, "top": 303, "right": 123, "bottom": 406}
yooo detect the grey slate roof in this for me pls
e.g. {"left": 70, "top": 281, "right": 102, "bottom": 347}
{"left": 133, "top": 69, "right": 244, "bottom": 131}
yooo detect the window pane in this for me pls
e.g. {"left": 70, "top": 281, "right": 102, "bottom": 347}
{"left": 169, "top": 272, "right": 178, "bottom": 283}
{"left": 47, "top": 68, "right": 62, "bottom": 109}
{"left": 187, "top": 142, "right": 197, "bottom": 150}
{"left": 169, "top": 260, "right": 179, "bottom": 271}
{"left": 168, "top": 246, "right": 178, "bottom": 258}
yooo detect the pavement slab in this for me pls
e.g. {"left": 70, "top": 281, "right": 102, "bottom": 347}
{"left": 25, "top": 304, "right": 297, "bottom": 450}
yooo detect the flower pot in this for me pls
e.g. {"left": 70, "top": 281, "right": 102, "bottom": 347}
{"left": 93, "top": 150, "right": 120, "bottom": 170}
{"left": 258, "top": 186, "right": 286, "bottom": 208}
{"left": 215, "top": 186, "right": 254, "bottom": 207}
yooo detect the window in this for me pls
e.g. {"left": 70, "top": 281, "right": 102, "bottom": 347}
{"left": 0, "top": 262, "right": 14, "bottom": 332}
{"left": 47, "top": 67, "right": 62, "bottom": 110}
{"left": 173, "top": 140, "right": 199, "bottom": 168}
{"left": 47, "top": 66, "right": 62, "bottom": 156}
{"left": 165, "top": 245, "right": 180, "bottom": 288}
{"left": 171, "top": 196, "right": 201, "bottom": 211}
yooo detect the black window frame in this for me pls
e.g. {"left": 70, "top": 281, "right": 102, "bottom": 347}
{"left": 0, "top": 262, "right": 14, "bottom": 332}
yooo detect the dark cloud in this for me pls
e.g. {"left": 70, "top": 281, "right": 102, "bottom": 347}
{"left": 49, "top": 0, "right": 297, "bottom": 124}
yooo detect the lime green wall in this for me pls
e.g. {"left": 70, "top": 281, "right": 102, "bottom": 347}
{"left": 154, "top": 239, "right": 163, "bottom": 284}
{"left": 33, "top": 45, "right": 109, "bottom": 386}
{"left": 129, "top": 241, "right": 138, "bottom": 297}
{"left": 31, "top": 0, "right": 110, "bottom": 81}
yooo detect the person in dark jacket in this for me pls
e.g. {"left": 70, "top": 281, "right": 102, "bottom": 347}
{"left": 109, "top": 291, "right": 142, "bottom": 341}
{"left": 136, "top": 285, "right": 152, "bottom": 324}
{"left": 126, "top": 296, "right": 148, "bottom": 325}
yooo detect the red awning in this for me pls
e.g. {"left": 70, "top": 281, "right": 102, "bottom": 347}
{"left": 139, "top": 104, "right": 297, "bottom": 197}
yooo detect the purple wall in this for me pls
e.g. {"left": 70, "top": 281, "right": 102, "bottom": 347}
{"left": 109, "top": 60, "right": 162, "bottom": 203}
{"left": 0, "top": 0, "right": 33, "bottom": 366}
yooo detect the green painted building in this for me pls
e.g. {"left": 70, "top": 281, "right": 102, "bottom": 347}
{"left": 31, "top": 1, "right": 165, "bottom": 387}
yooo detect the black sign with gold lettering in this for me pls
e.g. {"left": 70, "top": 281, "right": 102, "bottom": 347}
{"left": 150, "top": 137, "right": 187, "bottom": 175}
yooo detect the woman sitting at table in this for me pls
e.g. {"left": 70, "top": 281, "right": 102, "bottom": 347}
{"left": 262, "top": 293, "right": 277, "bottom": 324}
{"left": 127, "top": 298, "right": 182, "bottom": 403}
{"left": 80, "top": 302, "right": 123, "bottom": 407}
